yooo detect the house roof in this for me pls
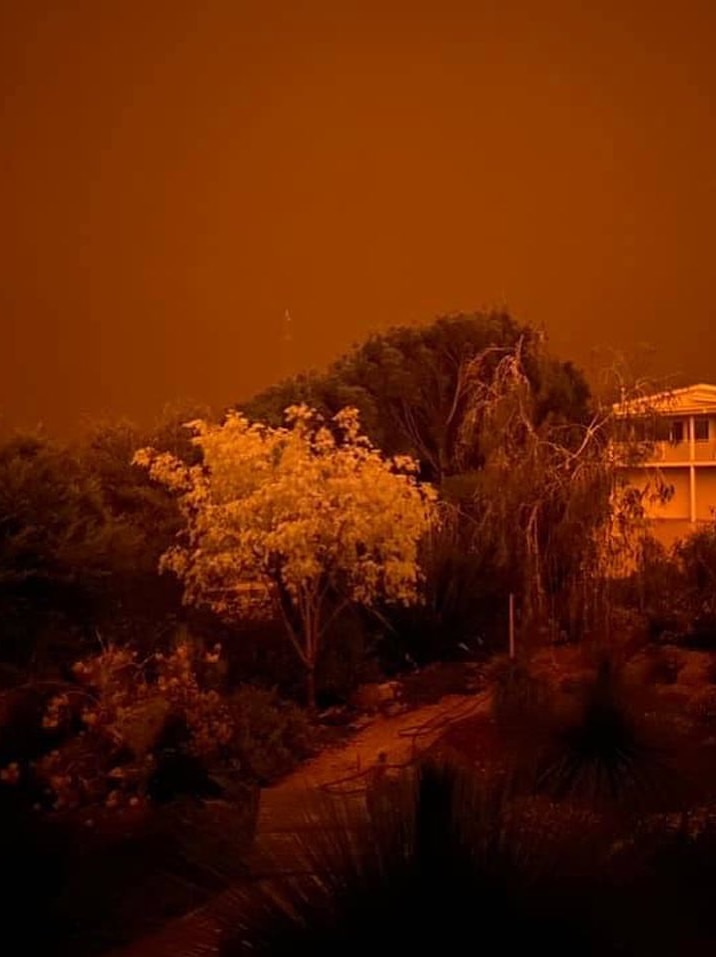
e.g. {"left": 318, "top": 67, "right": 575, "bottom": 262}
{"left": 613, "top": 383, "right": 716, "bottom": 416}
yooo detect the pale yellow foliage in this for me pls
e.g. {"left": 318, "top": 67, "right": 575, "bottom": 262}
{"left": 134, "top": 406, "right": 436, "bottom": 696}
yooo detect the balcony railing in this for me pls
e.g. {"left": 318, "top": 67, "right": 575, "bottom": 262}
{"left": 642, "top": 440, "right": 716, "bottom": 465}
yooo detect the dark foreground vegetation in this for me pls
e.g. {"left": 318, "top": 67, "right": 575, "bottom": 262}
{"left": 2, "top": 313, "right": 716, "bottom": 954}
{"left": 220, "top": 651, "right": 716, "bottom": 957}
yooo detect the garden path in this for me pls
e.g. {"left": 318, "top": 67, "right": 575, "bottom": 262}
{"left": 114, "top": 689, "right": 488, "bottom": 957}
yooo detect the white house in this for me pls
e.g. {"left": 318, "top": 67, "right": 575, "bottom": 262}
{"left": 613, "top": 383, "right": 716, "bottom": 548}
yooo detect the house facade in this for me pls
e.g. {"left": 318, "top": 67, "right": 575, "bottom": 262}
{"left": 613, "top": 383, "right": 716, "bottom": 548}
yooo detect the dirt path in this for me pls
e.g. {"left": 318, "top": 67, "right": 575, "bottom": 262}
{"left": 113, "top": 691, "right": 488, "bottom": 957}
{"left": 267, "top": 691, "right": 488, "bottom": 796}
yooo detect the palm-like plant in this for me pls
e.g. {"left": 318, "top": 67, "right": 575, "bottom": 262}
{"left": 536, "top": 658, "right": 674, "bottom": 809}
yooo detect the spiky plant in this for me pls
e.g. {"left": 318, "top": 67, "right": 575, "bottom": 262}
{"left": 536, "top": 657, "right": 674, "bottom": 809}
{"left": 218, "top": 761, "right": 618, "bottom": 957}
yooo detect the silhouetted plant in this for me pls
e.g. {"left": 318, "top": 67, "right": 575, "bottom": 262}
{"left": 48, "top": 795, "right": 258, "bottom": 957}
{"left": 228, "top": 685, "right": 312, "bottom": 785}
{"left": 602, "top": 810, "right": 716, "bottom": 955}
{"left": 536, "top": 658, "right": 673, "bottom": 808}
{"left": 0, "top": 772, "right": 258, "bottom": 957}
{"left": 218, "top": 761, "right": 617, "bottom": 957}
{"left": 0, "top": 786, "right": 68, "bottom": 949}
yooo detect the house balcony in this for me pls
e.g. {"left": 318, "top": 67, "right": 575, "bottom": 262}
{"left": 638, "top": 440, "right": 716, "bottom": 467}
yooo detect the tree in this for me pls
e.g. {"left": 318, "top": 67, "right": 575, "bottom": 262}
{"left": 241, "top": 313, "right": 591, "bottom": 484}
{"left": 135, "top": 407, "right": 436, "bottom": 708}
{"left": 448, "top": 343, "right": 670, "bottom": 639}
{"left": 76, "top": 403, "right": 212, "bottom": 648}
{"left": 0, "top": 432, "right": 130, "bottom": 670}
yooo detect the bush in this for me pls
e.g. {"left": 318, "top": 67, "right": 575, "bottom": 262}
{"left": 229, "top": 685, "right": 312, "bottom": 785}
{"left": 490, "top": 656, "right": 550, "bottom": 731}
{"left": 610, "top": 812, "right": 716, "bottom": 954}
{"left": 51, "top": 795, "right": 258, "bottom": 957}
{"left": 1, "top": 636, "right": 313, "bottom": 813}
{"left": 0, "top": 788, "right": 259, "bottom": 957}
{"left": 23, "top": 639, "right": 236, "bottom": 812}
{"left": 536, "top": 658, "right": 674, "bottom": 809}
{"left": 374, "top": 514, "right": 514, "bottom": 673}
{"left": 0, "top": 786, "right": 68, "bottom": 949}
{"left": 0, "top": 684, "right": 54, "bottom": 766}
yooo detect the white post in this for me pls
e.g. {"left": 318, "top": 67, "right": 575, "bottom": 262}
{"left": 689, "top": 415, "right": 697, "bottom": 524}
{"left": 508, "top": 593, "right": 515, "bottom": 659}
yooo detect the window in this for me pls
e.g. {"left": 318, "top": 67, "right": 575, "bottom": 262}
{"left": 695, "top": 417, "right": 710, "bottom": 442}
{"left": 669, "top": 419, "right": 684, "bottom": 444}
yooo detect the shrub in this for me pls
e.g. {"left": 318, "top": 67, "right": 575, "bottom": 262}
{"left": 24, "top": 639, "right": 235, "bottom": 811}
{"left": 0, "top": 684, "right": 52, "bottom": 766}
{"left": 398, "top": 661, "right": 476, "bottom": 706}
{"left": 229, "top": 685, "right": 312, "bottom": 785}
{"left": 1, "top": 637, "right": 310, "bottom": 812}
{"left": 489, "top": 656, "right": 550, "bottom": 731}
{"left": 51, "top": 796, "right": 258, "bottom": 957}
{"left": 375, "top": 526, "right": 513, "bottom": 671}
{"left": 609, "top": 811, "right": 716, "bottom": 954}
{"left": 536, "top": 659, "right": 674, "bottom": 809}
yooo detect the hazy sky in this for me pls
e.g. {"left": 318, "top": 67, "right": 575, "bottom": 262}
{"left": 2, "top": 0, "right": 715, "bottom": 432}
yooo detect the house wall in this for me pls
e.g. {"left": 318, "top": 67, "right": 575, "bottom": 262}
{"left": 647, "top": 468, "right": 690, "bottom": 520}
{"left": 622, "top": 466, "right": 716, "bottom": 547}
{"left": 696, "top": 470, "right": 716, "bottom": 521}
{"left": 650, "top": 519, "right": 695, "bottom": 549}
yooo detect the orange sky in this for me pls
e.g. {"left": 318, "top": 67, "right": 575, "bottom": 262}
{"left": 2, "top": 0, "right": 715, "bottom": 433}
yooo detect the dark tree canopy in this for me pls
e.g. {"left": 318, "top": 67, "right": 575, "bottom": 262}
{"left": 0, "top": 432, "right": 130, "bottom": 670}
{"left": 240, "top": 313, "right": 591, "bottom": 483}
{"left": 0, "top": 405, "right": 209, "bottom": 673}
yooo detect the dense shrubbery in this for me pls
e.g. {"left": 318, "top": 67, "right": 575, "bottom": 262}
{"left": 0, "top": 637, "right": 312, "bottom": 815}
{"left": 0, "top": 781, "right": 258, "bottom": 957}
{"left": 14, "top": 640, "right": 230, "bottom": 811}
{"left": 229, "top": 685, "right": 312, "bottom": 784}
{"left": 626, "top": 528, "right": 716, "bottom": 649}
{"left": 0, "top": 637, "right": 311, "bottom": 955}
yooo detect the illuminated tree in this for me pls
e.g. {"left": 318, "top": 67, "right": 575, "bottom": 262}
{"left": 135, "top": 407, "right": 436, "bottom": 708}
